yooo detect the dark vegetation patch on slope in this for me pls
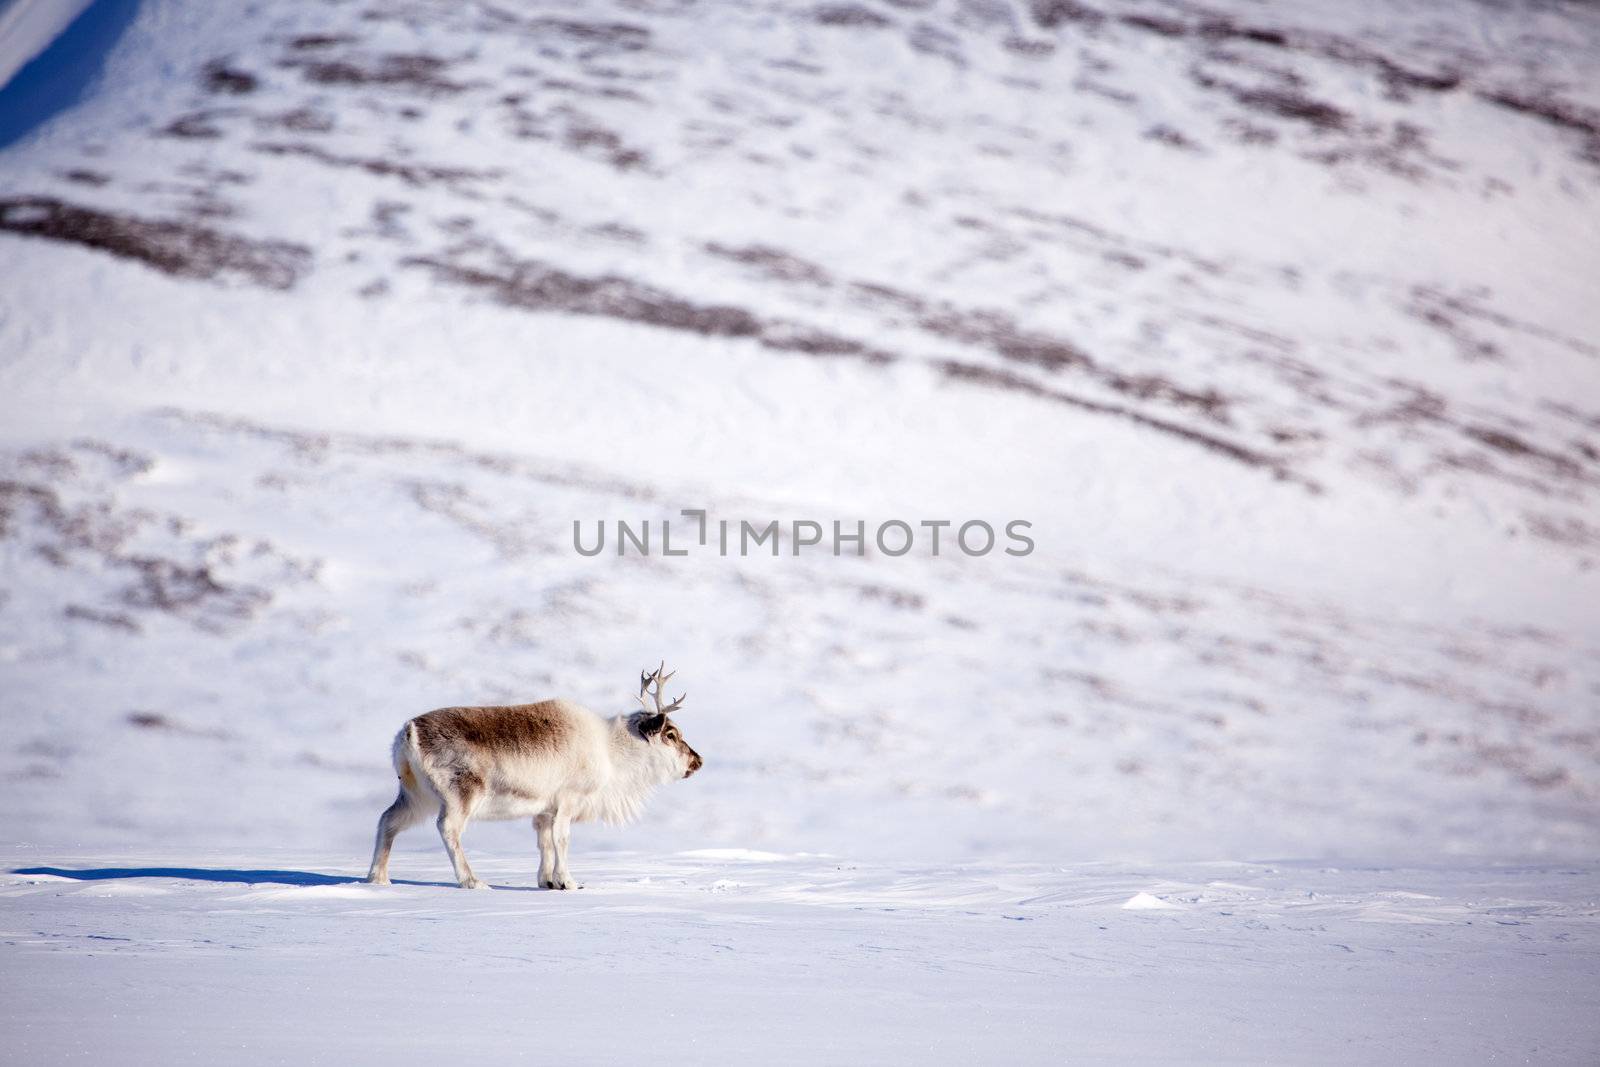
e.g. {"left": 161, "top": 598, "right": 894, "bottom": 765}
{"left": 201, "top": 60, "right": 259, "bottom": 95}
{"left": 1479, "top": 89, "right": 1600, "bottom": 165}
{"left": 0, "top": 197, "right": 310, "bottom": 289}
{"left": 558, "top": 110, "right": 652, "bottom": 170}
{"left": 154, "top": 409, "right": 662, "bottom": 503}
{"left": 705, "top": 242, "right": 833, "bottom": 286}
{"left": 813, "top": 4, "right": 894, "bottom": 29}
{"left": 1031, "top": 0, "right": 1460, "bottom": 100}
{"left": 469, "top": 9, "right": 653, "bottom": 59}
{"left": 526, "top": 16, "right": 652, "bottom": 52}
{"left": 938, "top": 361, "right": 1312, "bottom": 489}
{"left": 1407, "top": 288, "right": 1597, "bottom": 359}
{"left": 403, "top": 245, "right": 894, "bottom": 364}
{"left": 706, "top": 240, "right": 1234, "bottom": 423}
{"left": 250, "top": 142, "right": 501, "bottom": 189}
{"left": 280, "top": 51, "right": 474, "bottom": 95}
{"left": 286, "top": 33, "right": 358, "bottom": 51}
{"left": 1188, "top": 66, "right": 1348, "bottom": 131}
{"left": 159, "top": 108, "right": 236, "bottom": 140}
{"left": 849, "top": 281, "right": 1234, "bottom": 422}
{"left": 1028, "top": 0, "right": 1105, "bottom": 29}
{"left": 0, "top": 476, "right": 277, "bottom": 634}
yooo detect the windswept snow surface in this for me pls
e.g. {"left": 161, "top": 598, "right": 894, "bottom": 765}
{"left": 2, "top": 0, "right": 1599, "bottom": 1060}
{"left": 5, "top": 849, "right": 1598, "bottom": 1064}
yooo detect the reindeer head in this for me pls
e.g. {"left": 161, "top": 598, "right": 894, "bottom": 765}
{"left": 634, "top": 662, "right": 703, "bottom": 779}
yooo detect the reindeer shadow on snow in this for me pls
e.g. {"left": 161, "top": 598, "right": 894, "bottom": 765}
{"left": 10, "top": 866, "right": 472, "bottom": 889}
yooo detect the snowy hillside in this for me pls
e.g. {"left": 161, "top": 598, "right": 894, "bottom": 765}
{"left": 2, "top": 0, "right": 1598, "bottom": 1060}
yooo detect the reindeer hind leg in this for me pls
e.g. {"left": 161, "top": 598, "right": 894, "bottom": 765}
{"left": 436, "top": 772, "right": 488, "bottom": 890}
{"left": 366, "top": 779, "right": 428, "bottom": 885}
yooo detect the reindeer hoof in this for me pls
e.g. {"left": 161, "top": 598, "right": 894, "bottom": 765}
{"left": 461, "top": 877, "right": 490, "bottom": 890}
{"left": 366, "top": 875, "right": 390, "bottom": 886}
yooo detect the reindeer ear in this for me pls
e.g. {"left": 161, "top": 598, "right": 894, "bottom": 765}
{"left": 638, "top": 713, "right": 666, "bottom": 738}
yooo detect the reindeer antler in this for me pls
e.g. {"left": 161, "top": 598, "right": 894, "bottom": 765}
{"left": 636, "top": 661, "right": 686, "bottom": 715}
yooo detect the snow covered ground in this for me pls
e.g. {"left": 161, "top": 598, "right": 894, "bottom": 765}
{"left": 6, "top": 848, "right": 1598, "bottom": 1063}
{"left": 2, "top": 0, "right": 1598, "bottom": 1060}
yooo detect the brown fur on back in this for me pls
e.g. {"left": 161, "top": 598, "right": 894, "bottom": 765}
{"left": 412, "top": 700, "right": 577, "bottom": 758}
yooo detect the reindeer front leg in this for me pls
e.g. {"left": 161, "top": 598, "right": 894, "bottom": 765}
{"left": 534, "top": 813, "right": 556, "bottom": 888}
{"left": 547, "top": 808, "right": 580, "bottom": 890}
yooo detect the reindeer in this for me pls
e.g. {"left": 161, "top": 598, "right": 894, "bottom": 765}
{"left": 366, "top": 663, "right": 703, "bottom": 889}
